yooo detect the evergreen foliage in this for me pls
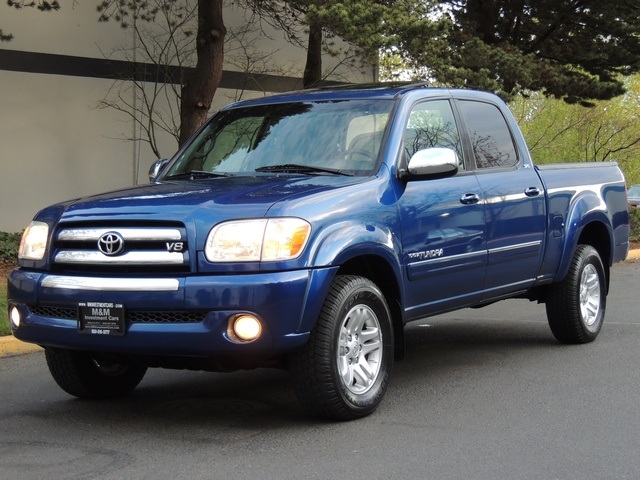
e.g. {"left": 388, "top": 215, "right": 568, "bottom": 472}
{"left": 405, "top": 1, "right": 640, "bottom": 104}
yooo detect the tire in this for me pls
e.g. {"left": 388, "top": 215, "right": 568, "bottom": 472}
{"left": 45, "top": 348, "right": 147, "bottom": 399}
{"left": 546, "top": 244, "right": 607, "bottom": 344}
{"left": 289, "top": 275, "right": 394, "bottom": 420}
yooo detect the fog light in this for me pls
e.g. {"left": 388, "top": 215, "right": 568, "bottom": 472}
{"left": 10, "top": 306, "right": 21, "bottom": 328}
{"left": 231, "top": 315, "right": 262, "bottom": 342}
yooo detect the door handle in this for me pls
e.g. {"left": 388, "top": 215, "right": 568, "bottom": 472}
{"left": 460, "top": 193, "right": 481, "bottom": 205}
{"left": 525, "top": 186, "right": 541, "bottom": 197}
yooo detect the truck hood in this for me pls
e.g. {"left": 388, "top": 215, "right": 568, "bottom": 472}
{"left": 50, "top": 175, "right": 364, "bottom": 225}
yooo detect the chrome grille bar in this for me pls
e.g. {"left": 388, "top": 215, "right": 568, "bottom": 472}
{"left": 41, "top": 275, "right": 180, "bottom": 291}
{"left": 57, "top": 228, "right": 182, "bottom": 241}
{"left": 54, "top": 251, "right": 185, "bottom": 265}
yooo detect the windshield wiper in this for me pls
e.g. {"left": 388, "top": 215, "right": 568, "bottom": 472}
{"left": 255, "top": 164, "right": 353, "bottom": 176}
{"left": 165, "top": 170, "right": 232, "bottom": 180}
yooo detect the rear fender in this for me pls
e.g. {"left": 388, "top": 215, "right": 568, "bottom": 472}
{"left": 555, "top": 195, "right": 613, "bottom": 282}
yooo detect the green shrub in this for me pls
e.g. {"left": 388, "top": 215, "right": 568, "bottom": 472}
{"left": 0, "top": 231, "right": 22, "bottom": 263}
{"left": 629, "top": 207, "right": 640, "bottom": 244}
{"left": 0, "top": 293, "right": 9, "bottom": 336}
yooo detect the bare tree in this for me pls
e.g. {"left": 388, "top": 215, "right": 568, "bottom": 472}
{"left": 96, "top": 0, "right": 197, "bottom": 158}
{"left": 98, "top": 0, "right": 226, "bottom": 146}
{"left": 97, "top": 1, "right": 306, "bottom": 158}
{"left": 513, "top": 79, "right": 640, "bottom": 176}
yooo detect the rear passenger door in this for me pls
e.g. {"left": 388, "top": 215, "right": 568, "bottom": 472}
{"left": 456, "top": 99, "right": 546, "bottom": 298}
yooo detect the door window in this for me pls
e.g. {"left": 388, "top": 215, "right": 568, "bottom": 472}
{"left": 404, "top": 100, "right": 463, "bottom": 169}
{"left": 457, "top": 100, "right": 518, "bottom": 169}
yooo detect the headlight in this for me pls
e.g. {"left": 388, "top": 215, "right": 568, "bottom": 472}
{"left": 18, "top": 221, "right": 49, "bottom": 261}
{"left": 205, "top": 218, "right": 311, "bottom": 262}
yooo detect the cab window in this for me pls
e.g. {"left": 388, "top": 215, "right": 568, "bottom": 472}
{"left": 404, "top": 100, "right": 463, "bottom": 169}
{"left": 457, "top": 100, "right": 518, "bottom": 169}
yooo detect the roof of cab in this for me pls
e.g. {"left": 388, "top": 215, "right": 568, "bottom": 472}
{"left": 220, "top": 82, "right": 451, "bottom": 109}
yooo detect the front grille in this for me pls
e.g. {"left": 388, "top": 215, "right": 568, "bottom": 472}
{"left": 31, "top": 306, "right": 76, "bottom": 320}
{"left": 29, "top": 306, "right": 206, "bottom": 324}
{"left": 129, "top": 311, "right": 207, "bottom": 323}
{"left": 50, "top": 222, "right": 190, "bottom": 274}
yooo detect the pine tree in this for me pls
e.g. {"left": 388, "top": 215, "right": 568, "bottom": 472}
{"left": 413, "top": 0, "right": 640, "bottom": 104}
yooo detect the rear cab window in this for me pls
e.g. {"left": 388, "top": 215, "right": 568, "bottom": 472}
{"left": 456, "top": 100, "right": 519, "bottom": 170}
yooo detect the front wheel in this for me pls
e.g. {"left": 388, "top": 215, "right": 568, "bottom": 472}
{"left": 45, "top": 348, "right": 147, "bottom": 399}
{"left": 546, "top": 245, "right": 607, "bottom": 344}
{"left": 289, "top": 275, "right": 394, "bottom": 420}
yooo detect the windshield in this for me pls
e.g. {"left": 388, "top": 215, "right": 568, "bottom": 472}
{"left": 163, "top": 99, "right": 394, "bottom": 178}
{"left": 628, "top": 185, "right": 640, "bottom": 197}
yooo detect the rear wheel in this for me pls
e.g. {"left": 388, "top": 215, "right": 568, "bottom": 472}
{"left": 546, "top": 245, "right": 607, "bottom": 344}
{"left": 290, "top": 275, "right": 394, "bottom": 420}
{"left": 45, "top": 348, "right": 147, "bottom": 399}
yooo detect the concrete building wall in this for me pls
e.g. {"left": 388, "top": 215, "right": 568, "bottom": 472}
{"left": 0, "top": 1, "right": 375, "bottom": 232}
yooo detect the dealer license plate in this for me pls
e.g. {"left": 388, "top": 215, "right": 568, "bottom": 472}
{"left": 78, "top": 302, "right": 125, "bottom": 336}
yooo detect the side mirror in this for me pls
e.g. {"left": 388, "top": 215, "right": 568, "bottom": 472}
{"left": 148, "top": 158, "right": 170, "bottom": 183}
{"left": 405, "top": 148, "right": 459, "bottom": 179}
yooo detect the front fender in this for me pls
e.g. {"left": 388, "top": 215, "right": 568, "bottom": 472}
{"left": 310, "top": 221, "right": 401, "bottom": 269}
{"left": 296, "top": 222, "right": 404, "bottom": 334}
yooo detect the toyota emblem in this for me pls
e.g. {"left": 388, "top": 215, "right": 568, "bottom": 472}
{"left": 98, "top": 232, "right": 125, "bottom": 256}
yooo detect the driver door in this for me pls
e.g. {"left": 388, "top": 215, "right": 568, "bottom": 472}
{"left": 398, "top": 99, "right": 487, "bottom": 319}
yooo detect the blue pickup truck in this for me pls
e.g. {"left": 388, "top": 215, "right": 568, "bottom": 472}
{"left": 8, "top": 84, "right": 630, "bottom": 420}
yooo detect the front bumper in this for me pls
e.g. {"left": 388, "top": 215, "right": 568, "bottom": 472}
{"left": 7, "top": 267, "right": 337, "bottom": 359}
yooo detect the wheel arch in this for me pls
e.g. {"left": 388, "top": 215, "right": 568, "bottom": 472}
{"left": 305, "top": 223, "right": 406, "bottom": 360}
{"left": 337, "top": 255, "right": 406, "bottom": 360}
{"left": 556, "top": 214, "right": 612, "bottom": 291}
{"left": 576, "top": 221, "right": 612, "bottom": 292}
